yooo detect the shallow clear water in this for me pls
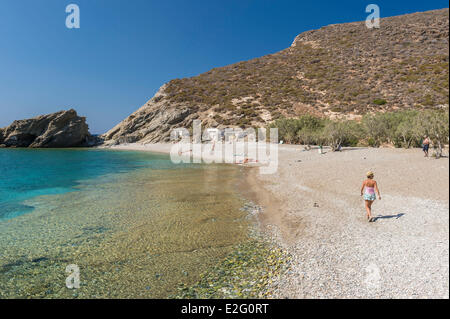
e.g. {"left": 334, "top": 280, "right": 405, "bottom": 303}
{"left": 0, "top": 149, "right": 250, "bottom": 298}
{"left": 0, "top": 148, "right": 178, "bottom": 219}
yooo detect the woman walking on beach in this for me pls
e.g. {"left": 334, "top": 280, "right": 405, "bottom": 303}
{"left": 361, "top": 171, "right": 381, "bottom": 222}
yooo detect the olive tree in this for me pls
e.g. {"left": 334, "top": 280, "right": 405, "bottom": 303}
{"left": 362, "top": 113, "right": 389, "bottom": 147}
{"left": 395, "top": 120, "right": 418, "bottom": 148}
{"left": 413, "top": 109, "right": 449, "bottom": 158}
{"left": 322, "top": 120, "right": 359, "bottom": 151}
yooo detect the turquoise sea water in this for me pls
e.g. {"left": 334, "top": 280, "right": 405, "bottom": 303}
{"left": 0, "top": 148, "right": 251, "bottom": 298}
{"left": 0, "top": 149, "right": 178, "bottom": 220}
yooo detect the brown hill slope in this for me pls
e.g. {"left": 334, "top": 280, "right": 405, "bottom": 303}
{"left": 104, "top": 8, "right": 449, "bottom": 144}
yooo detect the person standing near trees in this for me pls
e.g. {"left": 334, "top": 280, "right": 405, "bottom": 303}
{"left": 422, "top": 136, "right": 430, "bottom": 157}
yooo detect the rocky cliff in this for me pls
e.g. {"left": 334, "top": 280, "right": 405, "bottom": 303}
{"left": 0, "top": 109, "right": 92, "bottom": 148}
{"left": 104, "top": 8, "right": 449, "bottom": 144}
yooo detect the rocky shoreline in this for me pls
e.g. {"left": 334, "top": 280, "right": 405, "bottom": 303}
{"left": 0, "top": 109, "right": 99, "bottom": 148}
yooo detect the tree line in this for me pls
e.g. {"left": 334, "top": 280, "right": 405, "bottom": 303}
{"left": 268, "top": 108, "right": 449, "bottom": 158}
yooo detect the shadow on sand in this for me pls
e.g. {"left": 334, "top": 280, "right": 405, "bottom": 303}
{"left": 373, "top": 213, "right": 405, "bottom": 222}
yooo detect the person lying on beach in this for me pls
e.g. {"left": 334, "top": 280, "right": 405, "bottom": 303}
{"left": 177, "top": 149, "right": 192, "bottom": 156}
{"left": 360, "top": 171, "right": 381, "bottom": 222}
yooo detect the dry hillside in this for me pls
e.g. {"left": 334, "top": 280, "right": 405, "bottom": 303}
{"left": 104, "top": 8, "right": 449, "bottom": 144}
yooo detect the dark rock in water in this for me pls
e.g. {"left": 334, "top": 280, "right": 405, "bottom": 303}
{"left": 0, "top": 109, "right": 93, "bottom": 148}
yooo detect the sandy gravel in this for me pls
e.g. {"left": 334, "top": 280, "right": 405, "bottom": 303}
{"left": 101, "top": 143, "right": 449, "bottom": 298}
{"left": 248, "top": 145, "right": 449, "bottom": 299}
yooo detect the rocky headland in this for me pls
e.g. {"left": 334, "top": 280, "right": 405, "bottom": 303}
{"left": 0, "top": 109, "right": 95, "bottom": 148}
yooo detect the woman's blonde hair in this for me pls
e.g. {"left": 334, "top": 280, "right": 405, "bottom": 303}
{"left": 366, "top": 171, "right": 374, "bottom": 178}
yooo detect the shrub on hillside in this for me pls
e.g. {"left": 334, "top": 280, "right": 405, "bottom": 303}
{"left": 373, "top": 99, "right": 387, "bottom": 105}
{"left": 269, "top": 109, "right": 448, "bottom": 155}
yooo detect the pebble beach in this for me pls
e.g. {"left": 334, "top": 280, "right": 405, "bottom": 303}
{"left": 247, "top": 145, "right": 449, "bottom": 298}
{"left": 103, "top": 143, "right": 449, "bottom": 298}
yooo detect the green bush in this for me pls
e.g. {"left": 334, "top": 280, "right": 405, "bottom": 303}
{"left": 268, "top": 108, "right": 449, "bottom": 152}
{"left": 373, "top": 99, "right": 387, "bottom": 105}
{"left": 268, "top": 115, "right": 327, "bottom": 144}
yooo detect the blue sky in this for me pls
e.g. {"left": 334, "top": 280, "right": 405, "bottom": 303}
{"left": 0, "top": 0, "right": 448, "bottom": 134}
